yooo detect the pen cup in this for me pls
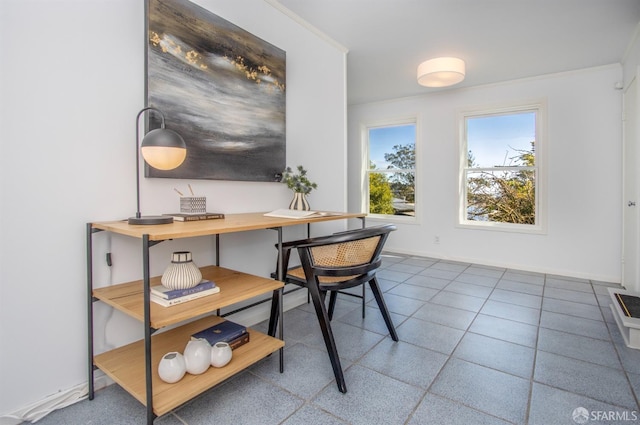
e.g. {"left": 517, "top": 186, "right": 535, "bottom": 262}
{"left": 180, "top": 197, "right": 206, "bottom": 214}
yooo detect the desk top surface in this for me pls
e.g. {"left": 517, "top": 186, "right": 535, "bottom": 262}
{"left": 90, "top": 211, "right": 366, "bottom": 240}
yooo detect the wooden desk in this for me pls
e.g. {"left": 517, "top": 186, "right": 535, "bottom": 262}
{"left": 87, "top": 211, "right": 364, "bottom": 424}
{"left": 91, "top": 211, "right": 366, "bottom": 240}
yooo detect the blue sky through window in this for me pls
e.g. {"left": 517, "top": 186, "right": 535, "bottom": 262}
{"left": 369, "top": 124, "right": 415, "bottom": 169}
{"left": 467, "top": 112, "right": 536, "bottom": 167}
{"left": 368, "top": 114, "right": 534, "bottom": 170}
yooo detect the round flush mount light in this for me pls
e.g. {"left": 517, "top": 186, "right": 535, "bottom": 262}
{"left": 417, "top": 57, "right": 465, "bottom": 88}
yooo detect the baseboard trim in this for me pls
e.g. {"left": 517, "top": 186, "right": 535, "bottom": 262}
{"left": 384, "top": 248, "right": 620, "bottom": 284}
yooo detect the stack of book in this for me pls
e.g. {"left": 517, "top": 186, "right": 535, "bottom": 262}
{"left": 150, "top": 279, "right": 219, "bottom": 307}
{"left": 191, "top": 320, "right": 249, "bottom": 350}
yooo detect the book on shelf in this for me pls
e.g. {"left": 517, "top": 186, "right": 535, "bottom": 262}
{"left": 191, "top": 320, "right": 247, "bottom": 346}
{"left": 150, "top": 286, "right": 220, "bottom": 307}
{"left": 163, "top": 212, "right": 225, "bottom": 222}
{"left": 263, "top": 209, "right": 342, "bottom": 219}
{"left": 151, "top": 279, "right": 216, "bottom": 300}
{"left": 192, "top": 331, "right": 249, "bottom": 351}
{"left": 226, "top": 332, "right": 250, "bottom": 350}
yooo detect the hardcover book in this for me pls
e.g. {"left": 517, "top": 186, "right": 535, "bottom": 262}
{"left": 150, "top": 286, "right": 220, "bottom": 307}
{"left": 227, "top": 332, "right": 250, "bottom": 350}
{"left": 163, "top": 212, "right": 225, "bottom": 222}
{"left": 151, "top": 280, "right": 216, "bottom": 300}
{"left": 191, "top": 320, "right": 247, "bottom": 346}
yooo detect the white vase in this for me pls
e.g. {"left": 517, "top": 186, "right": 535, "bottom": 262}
{"left": 161, "top": 251, "right": 202, "bottom": 290}
{"left": 289, "top": 192, "right": 310, "bottom": 210}
{"left": 183, "top": 339, "right": 211, "bottom": 375}
{"left": 157, "top": 352, "right": 186, "bottom": 384}
{"left": 210, "top": 341, "right": 233, "bottom": 368}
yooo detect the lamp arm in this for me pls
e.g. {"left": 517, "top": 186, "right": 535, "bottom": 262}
{"left": 135, "top": 107, "right": 166, "bottom": 218}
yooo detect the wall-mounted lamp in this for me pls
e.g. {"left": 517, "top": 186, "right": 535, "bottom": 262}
{"left": 128, "top": 107, "right": 187, "bottom": 225}
{"left": 417, "top": 57, "right": 465, "bottom": 88}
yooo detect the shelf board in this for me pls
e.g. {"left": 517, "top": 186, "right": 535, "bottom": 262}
{"left": 93, "top": 265, "right": 283, "bottom": 329}
{"left": 91, "top": 211, "right": 366, "bottom": 241}
{"left": 94, "top": 315, "right": 284, "bottom": 417}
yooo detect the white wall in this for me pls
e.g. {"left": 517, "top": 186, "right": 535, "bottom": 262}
{"left": 349, "top": 65, "right": 623, "bottom": 282}
{"left": 623, "top": 23, "right": 640, "bottom": 89}
{"left": 0, "top": 0, "right": 348, "bottom": 416}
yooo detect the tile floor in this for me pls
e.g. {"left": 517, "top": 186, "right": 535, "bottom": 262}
{"left": 37, "top": 253, "right": 640, "bottom": 424}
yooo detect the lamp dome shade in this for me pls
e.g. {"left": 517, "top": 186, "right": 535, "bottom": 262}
{"left": 140, "top": 128, "right": 187, "bottom": 170}
{"left": 417, "top": 57, "right": 465, "bottom": 88}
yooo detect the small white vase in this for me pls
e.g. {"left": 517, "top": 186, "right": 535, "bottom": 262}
{"left": 184, "top": 339, "right": 211, "bottom": 375}
{"left": 289, "top": 192, "right": 310, "bottom": 211}
{"left": 161, "top": 251, "right": 202, "bottom": 290}
{"left": 210, "top": 341, "right": 233, "bottom": 368}
{"left": 158, "top": 352, "right": 186, "bottom": 384}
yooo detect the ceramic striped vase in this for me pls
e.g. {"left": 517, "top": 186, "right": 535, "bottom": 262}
{"left": 161, "top": 251, "right": 202, "bottom": 290}
{"left": 289, "top": 192, "right": 310, "bottom": 211}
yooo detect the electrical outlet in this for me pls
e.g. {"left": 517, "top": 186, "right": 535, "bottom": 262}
{"left": 434, "top": 236, "right": 440, "bottom": 244}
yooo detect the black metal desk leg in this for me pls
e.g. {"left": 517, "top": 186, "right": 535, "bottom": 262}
{"left": 279, "top": 286, "right": 284, "bottom": 373}
{"left": 276, "top": 227, "right": 284, "bottom": 373}
{"left": 86, "top": 223, "right": 95, "bottom": 400}
{"left": 142, "top": 235, "right": 156, "bottom": 425}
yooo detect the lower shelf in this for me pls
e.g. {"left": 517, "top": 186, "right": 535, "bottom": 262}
{"left": 94, "top": 315, "right": 284, "bottom": 416}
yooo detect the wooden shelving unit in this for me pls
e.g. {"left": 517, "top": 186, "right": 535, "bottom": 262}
{"left": 87, "top": 212, "right": 364, "bottom": 424}
{"left": 86, "top": 216, "right": 294, "bottom": 424}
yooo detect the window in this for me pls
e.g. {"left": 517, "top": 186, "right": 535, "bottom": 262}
{"left": 366, "top": 120, "right": 416, "bottom": 219}
{"left": 459, "top": 102, "right": 546, "bottom": 232}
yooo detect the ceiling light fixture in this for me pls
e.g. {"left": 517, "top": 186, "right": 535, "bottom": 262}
{"left": 417, "top": 57, "right": 465, "bottom": 88}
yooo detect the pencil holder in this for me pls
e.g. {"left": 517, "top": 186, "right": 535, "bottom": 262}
{"left": 180, "top": 197, "right": 206, "bottom": 214}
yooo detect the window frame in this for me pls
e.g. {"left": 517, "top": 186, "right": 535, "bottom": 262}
{"left": 362, "top": 116, "right": 419, "bottom": 223}
{"left": 458, "top": 100, "right": 547, "bottom": 234}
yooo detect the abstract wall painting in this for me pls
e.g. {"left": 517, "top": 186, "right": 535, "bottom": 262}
{"left": 146, "top": 0, "right": 286, "bottom": 181}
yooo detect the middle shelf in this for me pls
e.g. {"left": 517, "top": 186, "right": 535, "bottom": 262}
{"left": 92, "top": 265, "right": 284, "bottom": 329}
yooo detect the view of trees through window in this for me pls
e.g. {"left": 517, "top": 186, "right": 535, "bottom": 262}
{"left": 464, "top": 110, "right": 537, "bottom": 225}
{"left": 368, "top": 123, "right": 416, "bottom": 216}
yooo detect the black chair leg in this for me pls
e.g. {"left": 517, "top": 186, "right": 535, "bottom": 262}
{"left": 327, "top": 291, "right": 338, "bottom": 320}
{"left": 308, "top": 284, "right": 347, "bottom": 393}
{"left": 362, "top": 284, "right": 366, "bottom": 318}
{"left": 267, "top": 289, "right": 280, "bottom": 337}
{"left": 369, "top": 278, "right": 398, "bottom": 341}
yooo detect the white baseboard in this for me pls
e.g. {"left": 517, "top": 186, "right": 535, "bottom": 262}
{"left": 0, "top": 382, "right": 90, "bottom": 424}
{"left": 385, "top": 247, "right": 620, "bottom": 283}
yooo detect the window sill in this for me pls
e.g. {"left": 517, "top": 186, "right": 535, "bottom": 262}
{"left": 368, "top": 214, "right": 419, "bottom": 224}
{"left": 457, "top": 220, "right": 546, "bottom": 235}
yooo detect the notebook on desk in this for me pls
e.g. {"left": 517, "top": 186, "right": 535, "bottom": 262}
{"left": 263, "top": 209, "right": 342, "bottom": 219}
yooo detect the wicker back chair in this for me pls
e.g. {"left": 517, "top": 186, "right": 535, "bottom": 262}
{"left": 268, "top": 224, "right": 398, "bottom": 393}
